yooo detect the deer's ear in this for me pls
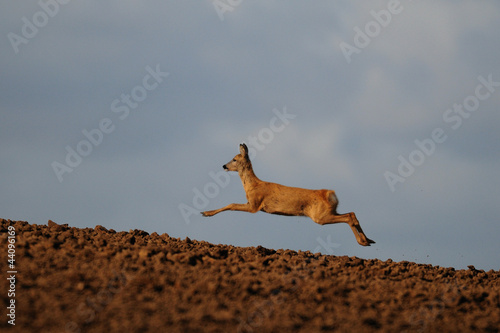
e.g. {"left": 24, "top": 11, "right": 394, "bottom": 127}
{"left": 239, "top": 143, "right": 248, "bottom": 157}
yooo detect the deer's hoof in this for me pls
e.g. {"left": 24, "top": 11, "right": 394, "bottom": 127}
{"left": 359, "top": 238, "right": 375, "bottom": 246}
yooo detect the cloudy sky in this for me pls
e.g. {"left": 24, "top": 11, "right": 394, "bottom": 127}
{"left": 1, "top": 1, "right": 499, "bottom": 271}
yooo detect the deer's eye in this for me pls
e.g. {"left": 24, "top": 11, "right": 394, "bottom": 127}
{"left": 233, "top": 159, "right": 236, "bottom": 162}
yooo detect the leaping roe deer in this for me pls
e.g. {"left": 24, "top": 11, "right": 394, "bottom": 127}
{"left": 201, "top": 143, "right": 375, "bottom": 246}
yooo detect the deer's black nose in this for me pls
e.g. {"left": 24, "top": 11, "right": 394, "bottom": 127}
{"left": 223, "top": 165, "right": 228, "bottom": 170}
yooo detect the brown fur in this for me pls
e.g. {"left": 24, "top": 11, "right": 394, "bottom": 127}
{"left": 201, "top": 144, "right": 375, "bottom": 246}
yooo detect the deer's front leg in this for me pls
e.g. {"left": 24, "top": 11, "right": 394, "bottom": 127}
{"left": 201, "top": 203, "right": 258, "bottom": 217}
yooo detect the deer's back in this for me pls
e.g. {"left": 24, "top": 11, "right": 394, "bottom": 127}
{"left": 254, "top": 182, "right": 335, "bottom": 216}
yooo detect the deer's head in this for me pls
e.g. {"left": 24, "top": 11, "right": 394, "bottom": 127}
{"left": 223, "top": 143, "right": 250, "bottom": 172}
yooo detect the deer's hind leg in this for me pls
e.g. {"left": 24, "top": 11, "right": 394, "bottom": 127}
{"left": 344, "top": 212, "right": 375, "bottom": 246}
{"left": 308, "top": 208, "right": 375, "bottom": 247}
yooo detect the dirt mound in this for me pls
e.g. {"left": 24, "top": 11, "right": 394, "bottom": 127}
{"left": 1, "top": 219, "right": 499, "bottom": 332}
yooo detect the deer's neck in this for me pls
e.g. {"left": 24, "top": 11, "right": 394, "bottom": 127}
{"left": 238, "top": 163, "right": 260, "bottom": 190}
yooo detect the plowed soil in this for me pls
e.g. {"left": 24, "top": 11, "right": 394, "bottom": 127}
{"left": 1, "top": 219, "right": 499, "bottom": 332}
